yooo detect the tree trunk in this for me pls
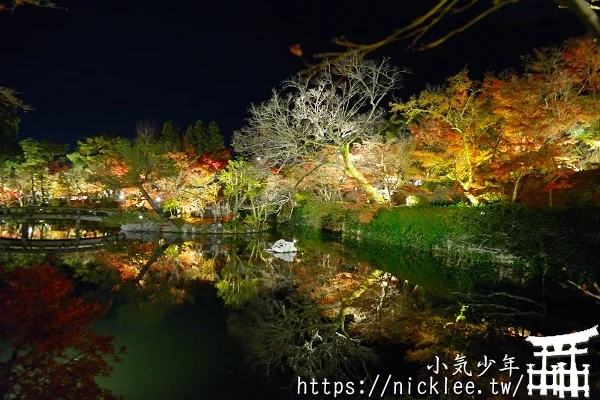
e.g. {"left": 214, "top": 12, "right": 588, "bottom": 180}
{"left": 40, "top": 176, "right": 45, "bottom": 203}
{"left": 30, "top": 176, "right": 36, "bottom": 205}
{"left": 135, "top": 235, "right": 178, "bottom": 282}
{"left": 137, "top": 183, "right": 179, "bottom": 231}
{"left": 341, "top": 144, "right": 385, "bottom": 204}
{"left": 464, "top": 192, "right": 479, "bottom": 206}
{"left": 511, "top": 173, "right": 522, "bottom": 203}
{"left": 460, "top": 182, "right": 479, "bottom": 205}
{"left": 336, "top": 269, "right": 384, "bottom": 330}
{"left": 0, "top": 158, "right": 5, "bottom": 187}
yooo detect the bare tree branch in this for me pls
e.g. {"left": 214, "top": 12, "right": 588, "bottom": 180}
{"left": 302, "top": 0, "right": 600, "bottom": 72}
{"left": 0, "top": 0, "right": 62, "bottom": 13}
{"left": 233, "top": 57, "right": 406, "bottom": 202}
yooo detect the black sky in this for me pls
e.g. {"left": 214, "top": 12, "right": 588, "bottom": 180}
{"left": 0, "top": 0, "right": 588, "bottom": 147}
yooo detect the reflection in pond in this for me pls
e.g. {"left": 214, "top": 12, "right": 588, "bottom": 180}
{"left": 1, "top": 232, "right": 598, "bottom": 399}
{"left": 0, "top": 220, "right": 111, "bottom": 240}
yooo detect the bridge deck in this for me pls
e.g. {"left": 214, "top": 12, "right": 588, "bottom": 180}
{"left": 0, "top": 206, "right": 117, "bottom": 222}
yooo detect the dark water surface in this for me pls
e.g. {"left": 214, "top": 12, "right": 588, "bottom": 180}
{"left": 95, "top": 285, "right": 279, "bottom": 400}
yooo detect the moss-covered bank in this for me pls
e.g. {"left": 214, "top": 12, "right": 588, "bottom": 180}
{"left": 292, "top": 202, "right": 600, "bottom": 283}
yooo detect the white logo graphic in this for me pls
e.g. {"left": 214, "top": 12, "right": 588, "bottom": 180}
{"left": 526, "top": 325, "right": 599, "bottom": 398}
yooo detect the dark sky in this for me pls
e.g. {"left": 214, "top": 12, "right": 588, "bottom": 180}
{"left": 0, "top": 0, "right": 588, "bottom": 148}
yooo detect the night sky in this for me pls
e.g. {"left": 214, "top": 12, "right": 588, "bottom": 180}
{"left": 0, "top": 0, "right": 588, "bottom": 147}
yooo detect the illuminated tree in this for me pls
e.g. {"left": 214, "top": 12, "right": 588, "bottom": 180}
{"left": 487, "top": 38, "right": 600, "bottom": 204}
{"left": 72, "top": 131, "right": 179, "bottom": 225}
{"left": 296, "top": 154, "right": 347, "bottom": 203}
{"left": 392, "top": 70, "right": 498, "bottom": 205}
{"left": 351, "top": 137, "right": 413, "bottom": 203}
{"left": 61, "top": 151, "right": 102, "bottom": 200}
{"left": 0, "top": 264, "right": 123, "bottom": 399}
{"left": 16, "top": 138, "right": 69, "bottom": 204}
{"left": 68, "top": 134, "right": 128, "bottom": 198}
{"left": 158, "top": 149, "right": 228, "bottom": 217}
{"left": 561, "top": 36, "right": 600, "bottom": 96}
{"left": 116, "top": 133, "right": 178, "bottom": 227}
{"left": 219, "top": 159, "right": 295, "bottom": 228}
{"left": 234, "top": 57, "right": 405, "bottom": 203}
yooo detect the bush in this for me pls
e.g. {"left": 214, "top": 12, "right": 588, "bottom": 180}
{"left": 406, "top": 195, "right": 429, "bottom": 207}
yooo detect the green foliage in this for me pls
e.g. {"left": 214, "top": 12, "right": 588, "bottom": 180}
{"left": 206, "top": 121, "right": 225, "bottom": 152}
{"left": 0, "top": 252, "right": 46, "bottom": 270}
{"left": 74, "top": 134, "right": 124, "bottom": 162}
{"left": 12, "top": 138, "right": 69, "bottom": 204}
{"left": 20, "top": 138, "right": 68, "bottom": 164}
{"left": 160, "top": 120, "right": 181, "bottom": 152}
{"left": 361, "top": 206, "right": 452, "bottom": 249}
{"left": 405, "top": 194, "right": 429, "bottom": 207}
{"left": 294, "top": 202, "right": 600, "bottom": 284}
{"left": 219, "top": 159, "right": 264, "bottom": 224}
{"left": 162, "top": 198, "right": 180, "bottom": 214}
{"left": 117, "top": 135, "right": 173, "bottom": 185}
{"left": 447, "top": 204, "right": 600, "bottom": 280}
{"left": 293, "top": 201, "right": 358, "bottom": 231}
{"left": 184, "top": 119, "right": 225, "bottom": 155}
{"left": 184, "top": 120, "right": 206, "bottom": 154}
{"left": 101, "top": 210, "right": 162, "bottom": 227}
{"left": 220, "top": 159, "right": 262, "bottom": 197}
{"left": 215, "top": 278, "right": 259, "bottom": 307}
{"left": 0, "top": 102, "right": 22, "bottom": 165}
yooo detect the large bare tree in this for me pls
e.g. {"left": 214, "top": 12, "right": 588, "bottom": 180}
{"left": 233, "top": 57, "right": 405, "bottom": 203}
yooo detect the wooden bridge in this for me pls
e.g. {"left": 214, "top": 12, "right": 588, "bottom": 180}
{"left": 0, "top": 206, "right": 117, "bottom": 222}
{"left": 0, "top": 207, "right": 123, "bottom": 253}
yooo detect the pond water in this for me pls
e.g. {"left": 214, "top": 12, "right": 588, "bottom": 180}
{"left": 0, "top": 220, "right": 113, "bottom": 240}
{"left": 1, "top": 226, "right": 599, "bottom": 399}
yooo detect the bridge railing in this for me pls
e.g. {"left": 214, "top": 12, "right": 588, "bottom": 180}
{"left": 0, "top": 206, "right": 118, "bottom": 218}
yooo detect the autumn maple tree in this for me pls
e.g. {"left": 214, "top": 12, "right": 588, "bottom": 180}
{"left": 392, "top": 69, "right": 499, "bottom": 205}
{"left": 160, "top": 148, "right": 230, "bottom": 216}
{"left": 0, "top": 264, "right": 124, "bottom": 399}
{"left": 487, "top": 38, "right": 600, "bottom": 204}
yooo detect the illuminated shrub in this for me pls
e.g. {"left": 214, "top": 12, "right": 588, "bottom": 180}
{"left": 406, "top": 195, "right": 428, "bottom": 207}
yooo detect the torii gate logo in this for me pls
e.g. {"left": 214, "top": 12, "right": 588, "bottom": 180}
{"left": 526, "top": 325, "right": 599, "bottom": 398}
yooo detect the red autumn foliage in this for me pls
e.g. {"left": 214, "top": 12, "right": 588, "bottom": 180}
{"left": 0, "top": 265, "right": 124, "bottom": 399}
{"left": 195, "top": 149, "right": 232, "bottom": 172}
{"left": 47, "top": 160, "right": 70, "bottom": 175}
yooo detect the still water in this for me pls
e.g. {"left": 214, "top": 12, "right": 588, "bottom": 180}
{"left": 1, "top": 227, "right": 599, "bottom": 399}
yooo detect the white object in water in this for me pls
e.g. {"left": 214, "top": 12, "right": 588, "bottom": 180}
{"left": 266, "top": 239, "right": 297, "bottom": 253}
{"left": 271, "top": 252, "right": 296, "bottom": 262}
